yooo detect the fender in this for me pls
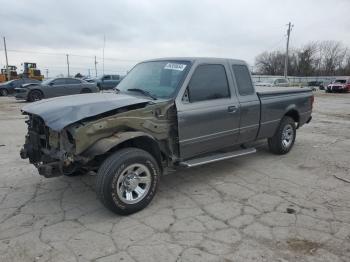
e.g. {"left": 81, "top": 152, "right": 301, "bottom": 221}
{"left": 82, "top": 131, "right": 158, "bottom": 157}
{"left": 284, "top": 103, "right": 298, "bottom": 115}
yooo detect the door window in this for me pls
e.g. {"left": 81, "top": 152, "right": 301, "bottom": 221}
{"left": 66, "top": 79, "right": 81, "bottom": 84}
{"left": 112, "top": 75, "right": 120, "bottom": 80}
{"left": 51, "top": 79, "right": 66, "bottom": 85}
{"left": 232, "top": 65, "right": 254, "bottom": 96}
{"left": 187, "top": 64, "right": 230, "bottom": 102}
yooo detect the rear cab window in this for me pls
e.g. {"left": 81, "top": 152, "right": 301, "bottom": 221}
{"left": 232, "top": 65, "right": 254, "bottom": 96}
{"left": 186, "top": 64, "right": 230, "bottom": 103}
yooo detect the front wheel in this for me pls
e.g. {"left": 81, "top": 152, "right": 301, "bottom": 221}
{"left": 28, "top": 90, "right": 43, "bottom": 102}
{"left": 0, "top": 88, "right": 8, "bottom": 96}
{"left": 80, "top": 88, "right": 92, "bottom": 94}
{"left": 268, "top": 116, "right": 296, "bottom": 155}
{"left": 96, "top": 148, "right": 160, "bottom": 215}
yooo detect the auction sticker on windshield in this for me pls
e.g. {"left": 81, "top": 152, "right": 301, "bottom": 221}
{"left": 164, "top": 63, "right": 187, "bottom": 71}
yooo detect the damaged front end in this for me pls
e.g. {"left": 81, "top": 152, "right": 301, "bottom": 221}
{"left": 20, "top": 114, "right": 83, "bottom": 178}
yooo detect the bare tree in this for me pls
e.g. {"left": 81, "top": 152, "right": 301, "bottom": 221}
{"left": 255, "top": 51, "right": 285, "bottom": 75}
{"left": 319, "top": 41, "right": 347, "bottom": 75}
{"left": 255, "top": 40, "right": 349, "bottom": 76}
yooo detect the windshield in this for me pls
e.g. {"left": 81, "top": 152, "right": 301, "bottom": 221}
{"left": 117, "top": 60, "right": 191, "bottom": 99}
{"left": 334, "top": 79, "right": 346, "bottom": 84}
{"left": 41, "top": 78, "right": 53, "bottom": 85}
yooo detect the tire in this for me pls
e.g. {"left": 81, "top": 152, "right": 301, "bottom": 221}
{"left": 96, "top": 148, "right": 160, "bottom": 215}
{"left": 80, "top": 88, "right": 92, "bottom": 94}
{"left": 0, "top": 88, "right": 8, "bottom": 96}
{"left": 268, "top": 116, "right": 296, "bottom": 155}
{"left": 28, "top": 90, "right": 43, "bottom": 102}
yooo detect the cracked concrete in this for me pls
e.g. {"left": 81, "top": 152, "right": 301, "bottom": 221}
{"left": 0, "top": 92, "right": 349, "bottom": 261}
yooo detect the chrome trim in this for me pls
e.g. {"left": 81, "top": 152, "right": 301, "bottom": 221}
{"left": 179, "top": 148, "right": 256, "bottom": 168}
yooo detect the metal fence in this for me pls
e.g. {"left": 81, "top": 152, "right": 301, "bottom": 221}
{"left": 251, "top": 75, "right": 349, "bottom": 85}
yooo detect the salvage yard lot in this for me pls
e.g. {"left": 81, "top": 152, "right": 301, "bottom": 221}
{"left": 0, "top": 93, "right": 349, "bottom": 262}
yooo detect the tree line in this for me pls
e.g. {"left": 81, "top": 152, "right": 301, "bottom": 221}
{"left": 254, "top": 41, "right": 350, "bottom": 76}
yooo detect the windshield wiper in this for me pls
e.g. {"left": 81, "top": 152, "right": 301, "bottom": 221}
{"left": 127, "top": 88, "right": 157, "bottom": 100}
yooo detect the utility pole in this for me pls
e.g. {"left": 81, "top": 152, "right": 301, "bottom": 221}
{"left": 45, "top": 69, "right": 49, "bottom": 78}
{"left": 88, "top": 68, "right": 91, "bottom": 77}
{"left": 284, "top": 22, "right": 293, "bottom": 78}
{"left": 3, "top": 37, "right": 10, "bottom": 80}
{"left": 66, "top": 54, "right": 70, "bottom": 77}
{"left": 94, "top": 56, "right": 98, "bottom": 77}
{"left": 102, "top": 35, "right": 105, "bottom": 76}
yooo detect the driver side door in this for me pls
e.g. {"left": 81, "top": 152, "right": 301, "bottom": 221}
{"left": 176, "top": 63, "right": 240, "bottom": 159}
{"left": 44, "top": 78, "right": 67, "bottom": 98}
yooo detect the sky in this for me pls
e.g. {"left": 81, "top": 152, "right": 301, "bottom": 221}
{"left": 0, "top": 0, "right": 349, "bottom": 77}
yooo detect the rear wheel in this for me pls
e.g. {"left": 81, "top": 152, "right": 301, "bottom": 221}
{"left": 96, "top": 148, "right": 160, "bottom": 215}
{"left": 80, "top": 88, "right": 92, "bottom": 94}
{"left": 28, "top": 90, "right": 43, "bottom": 102}
{"left": 268, "top": 116, "right": 296, "bottom": 155}
{"left": 0, "top": 88, "right": 8, "bottom": 96}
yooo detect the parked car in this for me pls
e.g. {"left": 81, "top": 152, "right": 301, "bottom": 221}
{"left": 307, "top": 81, "right": 325, "bottom": 90}
{"left": 0, "top": 78, "right": 41, "bottom": 96}
{"left": 15, "top": 77, "right": 99, "bottom": 102}
{"left": 326, "top": 78, "right": 350, "bottom": 93}
{"left": 255, "top": 77, "right": 290, "bottom": 87}
{"left": 20, "top": 57, "right": 313, "bottom": 215}
{"left": 96, "top": 74, "right": 122, "bottom": 90}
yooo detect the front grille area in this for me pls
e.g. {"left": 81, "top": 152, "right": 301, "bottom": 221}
{"left": 27, "top": 115, "right": 50, "bottom": 149}
{"left": 24, "top": 114, "right": 51, "bottom": 164}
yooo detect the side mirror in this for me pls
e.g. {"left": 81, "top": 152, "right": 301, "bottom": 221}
{"left": 49, "top": 82, "right": 54, "bottom": 86}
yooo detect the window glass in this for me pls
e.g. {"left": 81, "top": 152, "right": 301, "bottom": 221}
{"left": 117, "top": 60, "right": 190, "bottom": 99}
{"left": 52, "top": 79, "right": 66, "bottom": 85}
{"left": 188, "top": 64, "right": 230, "bottom": 102}
{"left": 103, "top": 75, "right": 111, "bottom": 80}
{"left": 112, "top": 75, "right": 120, "bottom": 80}
{"left": 66, "top": 78, "right": 81, "bottom": 84}
{"left": 232, "top": 65, "right": 254, "bottom": 96}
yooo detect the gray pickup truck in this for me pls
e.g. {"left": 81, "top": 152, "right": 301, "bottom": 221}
{"left": 20, "top": 57, "right": 313, "bottom": 215}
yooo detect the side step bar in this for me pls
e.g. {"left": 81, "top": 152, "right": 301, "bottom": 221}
{"left": 178, "top": 148, "right": 256, "bottom": 168}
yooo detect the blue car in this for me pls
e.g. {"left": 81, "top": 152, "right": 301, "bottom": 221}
{"left": 96, "top": 75, "right": 122, "bottom": 90}
{"left": 0, "top": 78, "right": 41, "bottom": 96}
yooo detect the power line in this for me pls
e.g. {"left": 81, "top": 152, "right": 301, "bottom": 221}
{"left": 0, "top": 48, "right": 139, "bottom": 62}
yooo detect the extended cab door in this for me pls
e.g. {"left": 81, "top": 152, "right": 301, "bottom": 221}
{"left": 230, "top": 64, "right": 260, "bottom": 144}
{"left": 176, "top": 62, "right": 240, "bottom": 159}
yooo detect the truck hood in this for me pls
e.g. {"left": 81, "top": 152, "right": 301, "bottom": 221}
{"left": 22, "top": 93, "right": 152, "bottom": 131}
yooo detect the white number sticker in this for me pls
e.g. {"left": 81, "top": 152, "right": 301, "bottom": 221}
{"left": 164, "top": 63, "right": 187, "bottom": 71}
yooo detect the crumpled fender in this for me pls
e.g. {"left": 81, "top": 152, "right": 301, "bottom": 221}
{"left": 82, "top": 131, "right": 157, "bottom": 157}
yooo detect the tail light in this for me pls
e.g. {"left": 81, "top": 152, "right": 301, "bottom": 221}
{"left": 310, "top": 95, "right": 314, "bottom": 110}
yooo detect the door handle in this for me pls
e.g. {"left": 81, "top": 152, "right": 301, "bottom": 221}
{"left": 227, "top": 105, "right": 238, "bottom": 113}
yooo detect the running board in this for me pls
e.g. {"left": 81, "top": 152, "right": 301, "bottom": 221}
{"left": 178, "top": 148, "right": 256, "bottom": 168}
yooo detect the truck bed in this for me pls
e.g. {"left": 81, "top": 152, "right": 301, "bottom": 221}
{"left": 255, "top": 86, "right": 313, "bottom": 139}
{"left": 256, "top": 86, "right": 312, "bottom": 96}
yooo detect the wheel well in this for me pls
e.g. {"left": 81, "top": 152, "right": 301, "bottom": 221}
{"left": 29, "top": 89, "right": 44, "bottom": 96}
{"left": 285, "top": 110, "right": 299, "bottom": 124}
{"left": 105, "top": 136, "right": 163, "bottom": 170}
{"left": 81, "top": 88, "right": 91, "bottom": 93}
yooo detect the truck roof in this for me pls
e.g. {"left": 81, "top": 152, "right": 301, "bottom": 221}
{"left": 144, "top": 57, "right": 248, "bottom": 65}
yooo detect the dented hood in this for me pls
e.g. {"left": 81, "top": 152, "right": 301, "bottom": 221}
{"left": 22, "top": 93, "right": 151, "bottom": 131}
